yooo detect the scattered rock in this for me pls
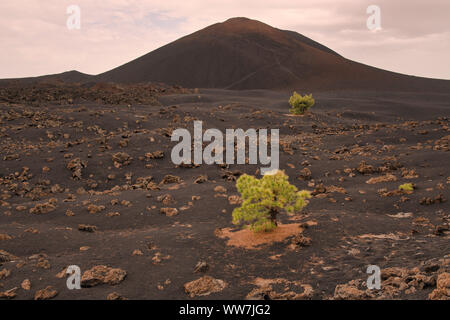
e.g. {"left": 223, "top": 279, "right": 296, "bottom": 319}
{"left": 22, "top": 280, "right": 31, "bottom": 292}
{"left": 112, "top": 152, "right": 132, "bottom": 168}
{"left": 34, "top": 286, "right": 58, "bottom": 300}
{"left": 333, "top": 281, "right": 368, "bottom": 300}
{"left": 311, "top": 183, "right": 326, "bottom": 195}
{"left": 184, "top": 276, "right": 226, "bottom": 298}
{"left": 420, "top": 194, "right": 446, "bottom": 205}
{"left": 387, "top": 212, "right": 413, "bottom": 219}
{"left": 160, "top": 175, "right": 182, "bottom": 184}
{"left": 0, "top": 234, "right": 12, "bottom": 241}
{"left": 429, "top": 272, "right": 450, "bottom": 300}
{"left": 106, "top": 211, "right": 120, "bottom": 217}
{"left": 228, "top": 195, "right": 242, "bottom": 205}
{"left": 160, "top": 207, "right": 179, "bottom": 217}
{"left": 0, "top": 287, "right": 17, "bottom": 299}
{"left": 357, "top": 161, "right": 376, "bottom": 174}
{"left": 67, "top": 158, "right": 86, "bottom": 179}
{"left": 87, "top": 204, "right": 106, "bottom": 214}
{"left": 145, "top": 150, "right": 164, "bottom": 159}
{"left": 434, "top": 224, "right": 449, "bottom": 236}
{"left": 107, "top": 292, "right": 128, "bottom": 300}
{"left": 0, "top": 268, "right": 11, "bottom": 280}
{"left": 289, "top": 234, "right": 312, "bottom": 248}
{"left": 78, "top": 224, "right": 97, "bottom": 232}
{"left": 366, "top": 174, "right": 397, "bottom": 184}
{"left": 247, "top": 278, "right": 313, "bottom": 300}
{"left": 298, "top": 168, "right": 312, "bottom": 180}
{"left": 221, "top": 170, "right": 243, "bottom": 181}
{"left": 29, "top": 199, "right": 57, "bottom": 214}
{"left": 35, "top": 258, "right": 51, "bottom": 269}
{"left": 81, "top": 265, "right": 127, "bottom": 287}
{"left": 194, "top": 175, "right": 208, "bottom": 184}
{"left": 0, "top": 250, "right": 16, "bottom": 263}
{"left": 194, "top": 261, "right": 209, "bottom": 273}
{"left": 156, "top": 194, "right": 175, "bottom": 205}
{"left": 214, "top": 186, "right": 227, "bottom": 193}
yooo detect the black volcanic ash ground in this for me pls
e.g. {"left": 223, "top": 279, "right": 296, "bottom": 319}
{"left": 0, "top": 85, "right": 449, "bottom": 300}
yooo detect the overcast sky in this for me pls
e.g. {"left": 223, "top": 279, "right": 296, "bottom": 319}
{"left": 1, "top": 0, "right": 449, "bottom": 79}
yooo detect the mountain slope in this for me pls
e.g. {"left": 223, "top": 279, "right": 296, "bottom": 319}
{"left": 98, "top": 17, "right": 450, "bottom": 92}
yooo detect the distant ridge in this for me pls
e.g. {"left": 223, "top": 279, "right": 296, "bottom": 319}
{"left": 0, "top": 70, "right": 93, "bottom": 85}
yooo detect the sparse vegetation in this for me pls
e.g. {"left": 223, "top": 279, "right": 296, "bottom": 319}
{"left": 232, "top": 170, "right": 311, "bottom": 232}
{"left": 289, "top": 92, "right": 315, "bottom": 115}
{"left": 399, "top": 183, "right": 414, "bottom": 192}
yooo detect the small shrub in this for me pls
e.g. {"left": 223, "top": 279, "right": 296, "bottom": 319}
{"left": 232, "top": 170, "right": 311, "bottom": 233}
{"left": 289, "top": 92, "right": 315, "bottom": 115}
{"left": 399, "top": 183, "right": 414, "bottom": 192}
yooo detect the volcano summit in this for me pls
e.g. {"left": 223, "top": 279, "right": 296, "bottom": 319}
{"left": 97, "top": 17, "right": 450, "bottom": 92}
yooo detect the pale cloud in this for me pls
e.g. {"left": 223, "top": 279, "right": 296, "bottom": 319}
{"left": 1, "top": 0, "right": 449, "bottom": 79}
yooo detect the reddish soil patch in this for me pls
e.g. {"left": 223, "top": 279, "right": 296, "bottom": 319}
{"left": 217, "top": 223, "right": 303, "bottom": 249}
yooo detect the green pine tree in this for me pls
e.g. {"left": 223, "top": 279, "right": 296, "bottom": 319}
{"left": 232, "top": 170, "right": 311, "bottom": 232}
{"left": 289, "top": 92, "right": 315, "bottom": 115}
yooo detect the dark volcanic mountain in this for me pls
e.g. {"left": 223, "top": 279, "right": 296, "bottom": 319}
{"left": 2, "top": 17, "right": 450, "bottom": 92}
{"left": 97, "top": 17, "right": 450, "bottom": 92}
